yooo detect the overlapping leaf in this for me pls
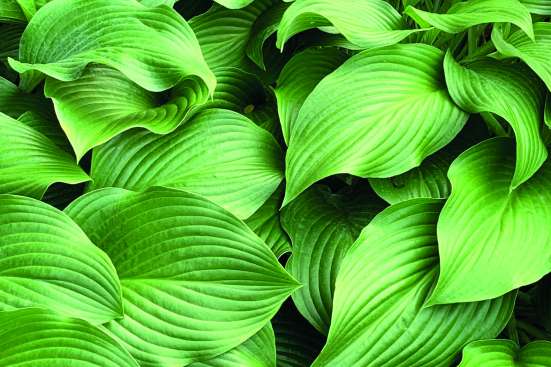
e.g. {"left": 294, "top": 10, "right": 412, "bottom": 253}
{"left": 284, "top": 43, "right": 468, "bottom": 205}
{"left": 520, "top": 0, "right": 551, "bottom": 14}
{"left": 459, "top": 340, "right": 551, "bottom": 366}
{"left": 65, "top": 187, "right": 299, "bottom": 366}
{"left": 0, "top": 0, "right": 25, "bottom": 22}
{"left": 313, "top": 199, "right": 516, "bottom": 366}
{"left": 88, "top": 109, "right": 283, "bottom": 219}
{"left": 0, "top": 194, "right": 122, "bottom": 324}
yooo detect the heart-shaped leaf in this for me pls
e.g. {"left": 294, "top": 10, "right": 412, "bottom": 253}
{"left": 459, "top": 340, "right": 551, "bottom": 366}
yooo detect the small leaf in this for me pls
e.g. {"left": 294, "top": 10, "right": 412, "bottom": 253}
{"left": 459, "top": 339, "right": 551, "bottom": 366}
{"left": 0, "top": 194, "right": 122, "bottom": 324}
{"left": 0, "top": 309, "right": 138, "bottom": 367}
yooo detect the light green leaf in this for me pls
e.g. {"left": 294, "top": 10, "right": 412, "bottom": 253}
{"left": 459, "top": 340, "right": 551, "bottom": 366}
{"left": 428, "top": 138, "right": 551, "bottom": 305}
{"left": 282, "top": 184, "right": 385, "bottom": 334}
{"left": 65, "top": 187, "right": 300, "bottom": 366}
{"left": 405, "top": 0, "right": 534, "bottom": 39}
{"left": 275, "top": 47, "right": 349, "bottom": 144}
{"left": 284, "top": 43, "right": 468, "bottom": 205}
{"left": 44, "top": 65, "right": 209, "bottom": 160}
{"left": 276, "top": 0, "right": 420, "bottom": 50}
{"left": 0, "top": 309, "right": 138, "bottom": 367}
{"left": 313, "top": 199, "right": 515, "bottom": 366}
{"left": 369, "top": 149, "right": 454, "bottom": 204}
{"left": 520, "top": 0, "right": 551, "bottom": 14}
{"left": 245, "top": 186, "right": 291, "bottom": 258}
{"left": 189, "top": 323, "right": 276, "bottom": 367}
{"left": 0, "top": 0, "right": 25, "bottom": 22}
{"left": 444, "top": 52, "right": 547, "bottom": 189}
{"left": 89, "top": 109, "right": 283, "bottom": 219}
{"left": 493, "top": 23, "right": 551, "bottom": 92}
{"left": 0, "top": 112, "right": 89, "bottom": 198}
{"left": 8, "top": 0, "right": 215, "bottom": 93}
{"left": 0, "top": 194, "right": 122, "bottom": 324}
{"left": 214, "top": 0, "right": 255, "bottom": 9}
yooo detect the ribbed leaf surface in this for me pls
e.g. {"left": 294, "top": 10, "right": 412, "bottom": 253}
{"left": 520, "top": 0, "right": 551, "bottom": 14}
{"left": 459, "top": 340, "right": 551, "bottom": 366}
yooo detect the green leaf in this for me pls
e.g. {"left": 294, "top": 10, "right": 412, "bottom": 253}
{"left": 284, "top": 43, "right": 468, "bottom": 205}
{"left": 0, "top": 23, "right": 23, "bottom": 61}
{"left": 281, "top": 184, "right": 385, "bottom": 334}
{"left": 65, "top": 187, "right": 299, "bottom": 366}
{"left": 245, "top": 186, "right": 291, "bottom": 258}
{"left": 546, "top": 94, "right": 551, "bottom": 128}
{"left": 0, "top": 112, "right": 89, "bottom": 198}
{"left": 0, "top": 309, "right": 138, "bottom": 367}
{"left": 313, "top": 199, "right": 516, "bottom": 366}
{"left": 444, "top": 52, "right": 547, "bottom": 189}
{"left": 520, "top": 0, "right": 551, "bottom": 14}
{"left": 0, "top": 0, "right": 25, "bottom": 22}
{"left": 88, "top": 109, "right": 283, "bottom": 219}
{"left": 44, "top": 65, "right": 209, "bottom": 160}
{"left": 493, "top": 23, "right": 551, "bottom": 92}
{"left": 276, "top": 0, "right": 420, "bottom": 50}
{"left": 189, "top": 323, "right": 276, "bottom": 367}
{"left": 459, "top": 340, "right": 551, "bottom": 366}
{"left": 0, "top": 75, "right": 49, "bottom": 118}
{"left": 275, "top": 47, "right": 349, "bottom": 144}
{"left": 8, "top": 0, "right": 215, "bottom": 93}
{"left": 428, "top": 138, "right": 551, "bottom": 305}
{"left": 405, "top": 0, "right": 534, "bottom": 39}
{"left": 369, "top": 149, "right": 454, "bottom": 204}
{"left": 0, "top": 194, "right": 122, "bottom": 324}
{"left": 214, "top": 0, "right": 255, "bottom": 9}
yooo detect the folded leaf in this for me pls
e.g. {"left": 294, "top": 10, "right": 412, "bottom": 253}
{"left": 65, "top": 187, "right": 299, "bottom": 366}
{"left": 405, "top": 0, "right": 534, "bottom": 39}
{"left": 0, "top": 112, "right": 89, "bottom": 198}
{"left": 0, "top": 194, "right": 122, "bottom": 324}
{"left": 275, "top": 47, "right": 349, "bottom": 144}
{"left": 8, "top": 0, "right": 215, "bottom": 93}
{"left": 189, "top": 323, "right": 276, "bottom": 367}
{"left": 493, "top": 23, "right": 551, "bottom": 92}
{"left": 444, "top": 52, "right": 546, "bottom": 189}
{"left": 284, "top": 44, "right": 468, "bottom": 205}
{"left": 313, "top": 199, "right": 515, "bottom": 366}
{"left": 89, "top": 108, "right": 283, "bottom": 219}
{"left": 282, "top": 184, "right": 385, "bottom": 334}
{"left": 44, "top": 65, "right": 209, "bottom": 160}
{"left": 520, "top": 0, "right": 551, "bottom": 14}
{"left": 459, "top": 339, "right": 551, "bottom": 366}
{"left": 0, "top": 309, "right": 138, "bottom": 367}
{"left": 429, "top": 138, "right": 551, "bottom": 305}
{"left": 276, "top": 0, "right": 420, "bottom": 50}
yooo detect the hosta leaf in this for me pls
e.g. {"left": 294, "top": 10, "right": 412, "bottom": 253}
{"left": 215, "top": 0, "right": 255, "bottom": 9}
{"left": 275, "top": 47, "right": 349, "bottom": 144}
{"left": 405, "top": 0, "right": 534, "bottom": 39}
{"left": 369, "top": 149, "right": 454, "bottom": 204}
{"left": 0, "top": 195, "right": 122, "bottom": 324}
{"left": 44, "top": 65, "right": 209, "bottom": 160}
{"left": 520, "top": 0, "right": 551, "bottom": 14}
{"left": 459, "top": 340, "right": 551, "bottom": 366}
{"left": 189, "top": 323, "right": 276, "bottom": 367}
{"left": 0, "top": 75, "right": 49, "bottom": 118}
{"left": 8, "top": 0, "right": 215, "bottom": 93}
{"left": 284, "top": 43, "right": 468, "bottom": 205}
{"left": 245, "top": 186, "right": 291, "bottom": 258}
{"left": 0, "top": 23, "right": 23, "bottom": 60}
{"left": 65, "top": 187, "right": 299, "bottom": 366}
{"left": 444, "top": 52, "right": 546, "bottom": 189}
{"left": 89, "top": 109, "right": 283, "bottom": 219}
{"left": 281, "top": 184, "right": 385, "bottom": 334}
{"left": 0, "top": 113, "right": 89, "bottom": 198}
{"left": 0, "top": 309, "right": 138, "bottom": 367}
{"left": 493, "top": 23, "right": 551, "bottom": 92}
{"left": 313, "top": 199, "right": 515, "bottom": 366}
{"left": 546, "top": 95, "right": 551, "bottom": 128}
{"left": 276, "top": 0, "right": 420, "bottom": 50}
{"left": 429, "top": 138, "right": 551, "bottom": 305}
{"left": 0, "top": 0, "right": 25, "bottom": 22}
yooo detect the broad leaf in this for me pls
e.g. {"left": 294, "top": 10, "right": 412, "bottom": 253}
{"left": 89, "top": 109, "right": 283, "bottom": 219}
{"left": 520, "top": 0, "right": 551, "bottom": 14}
{"left": 459, "top": 340, "right": 551, "bottom": 366}
{"left": 276, "top": 0, "right": 420, "bottom": 50}
{"left": 405, "top": 0, "right": 534, "bottom": 39}
{"left": 8, "top": 0, "right": 215, "bottom": 93}
{"left": 444, "top": 52, "right": 546, "bottom": 189}
{"left": 65, "top": 187, "right": 299, "bottom": 366}
{"left": 284, "top": 43, "right": 468, "bottom": 205}
{"left": 313, "top": 199, "right": 515, "bottom": 366}
{"left": 215, "top": 0, "right": 255, "bottom": 9}
{"left": 429, "top": 138, "right": 551, "bottom": 305}
{"left": 0, "top": 23, "right": 23, "bottom": 61}
{"left": 0, "top": 309, "right": 138, "bottom": 366}
{"left": 0, "top": 112, "right": 89, "bottom": 198}
{"left": 0, "top": 0, "right": 25, "bottom": 22}
{"left": 282, "top": 184, "right": 384, "bottom": 334}
{"left": 0, "top": 194, "right": 122, "bottom": 324}
{"left": 275, "top": 47, "right": 349, "bottom": 144}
